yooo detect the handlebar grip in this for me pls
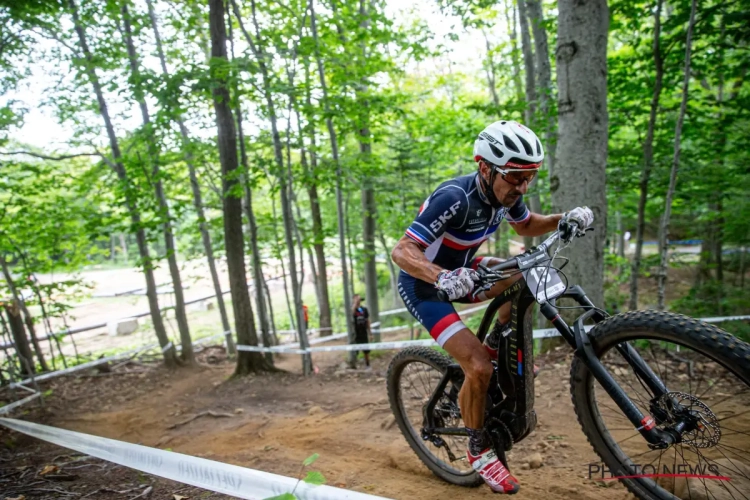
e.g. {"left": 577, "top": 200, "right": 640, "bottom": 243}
{"left": 436, "top": 290, "right": 450, "bottom": 302}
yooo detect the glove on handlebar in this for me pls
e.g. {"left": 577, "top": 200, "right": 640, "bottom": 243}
{"left": 435, "top": 267, "right": 479, "bottom": 301}
{"left": 561, "top": 206, "right": 594, "bottom": 231}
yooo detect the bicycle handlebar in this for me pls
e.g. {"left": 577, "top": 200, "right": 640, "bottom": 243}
{"left": 434, "top": 220, "right": 585, "bottom": 303}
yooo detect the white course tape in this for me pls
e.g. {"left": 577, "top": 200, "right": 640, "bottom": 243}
{"left": 700, "top": 315, "right": 750, "bottom": 323}
{"left": 0, "top": 418, "right": 391, "bottom": 500}
{"left": 161, "top": 341, "right": 174, "bottom": 353}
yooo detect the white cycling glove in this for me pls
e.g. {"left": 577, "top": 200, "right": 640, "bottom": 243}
{"left": 561, "top": 206, "right": 594, "bottom": 230}
{"left": 435, "top": 267, "right": 479, "bottom": 301}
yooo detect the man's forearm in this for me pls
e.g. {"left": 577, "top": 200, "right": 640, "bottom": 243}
{"left": 391, "top": 236, "right": 445, "bottom": 284}
{"left": 512, "top": 213, "right": 563, "bottom": 237}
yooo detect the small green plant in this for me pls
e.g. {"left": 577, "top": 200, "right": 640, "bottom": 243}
{"left": 263, "top": 453, "right": 327, "bottom": 500}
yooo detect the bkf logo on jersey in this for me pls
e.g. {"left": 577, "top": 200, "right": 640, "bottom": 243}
{"left": 429, "top": 201, "right": 461, "bottom": 232}
{"left": 492, "top": 208, "right": 506, "bottom": 225}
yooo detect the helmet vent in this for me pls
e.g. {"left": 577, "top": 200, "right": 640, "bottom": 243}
{"left": 536, "top": 139, "right": 542, "bottom": 156}
{"left": 502, "top": 135, "right": 520, "bottom": 153}
{"left": 517, "top": 135, "right": 533, "bottom": 156}
{"left": 489, "top": 144, "right": 505, "bottom": 159}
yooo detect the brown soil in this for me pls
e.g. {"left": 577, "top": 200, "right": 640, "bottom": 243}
{"left": 0, "top": 344, "right": 637, "bottom": 500}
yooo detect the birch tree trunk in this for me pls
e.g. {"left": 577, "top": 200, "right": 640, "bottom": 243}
{"left": 146, "top": 0, "right": 232, "bottom": 348}
{"left": 208, "top": 0, "right": 270, "bottom": 375}
{"left": 121, "top": 2, "right": 193, "bottom": 363}
{"left": 657, "top": 0, "right": 697, "bottom": 311}
{"left": 310, "top": 0, "right": 356, "bottom": 366}
{"left": 629, "top": 0, "right": 664, "bottom": 311}
{"left": 553, "top": 0, "right": 609, "bottom": 308}
{"left": 68, "top": 0, "right": 177, "bottom": 367}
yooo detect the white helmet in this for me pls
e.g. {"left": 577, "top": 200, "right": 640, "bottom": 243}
{"left": 473, "top": 120, "right": 544, "bottom": 168}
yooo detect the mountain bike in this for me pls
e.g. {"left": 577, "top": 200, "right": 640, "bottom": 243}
{"left": 387, "top": 221, "right": 750, "bottom": 499}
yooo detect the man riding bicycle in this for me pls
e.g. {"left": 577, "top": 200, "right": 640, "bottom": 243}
{"left": 391, "top": 120, "right": 593, "bottom": 494}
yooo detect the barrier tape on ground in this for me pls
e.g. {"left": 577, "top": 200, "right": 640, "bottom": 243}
{"left": 0, "top": 418, "right": 391, "bottom": 500}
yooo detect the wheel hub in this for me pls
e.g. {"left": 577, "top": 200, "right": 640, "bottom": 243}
{"left": 654, "top": 391, "right": 721, "bottom": 448}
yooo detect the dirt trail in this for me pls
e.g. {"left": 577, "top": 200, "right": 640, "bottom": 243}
{"left": 1, "top": 345, "right": 636, "bottom": 500}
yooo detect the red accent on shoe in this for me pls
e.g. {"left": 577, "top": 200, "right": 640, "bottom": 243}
{"left": 467, "top": 448, "right": 520, "bottom": 494}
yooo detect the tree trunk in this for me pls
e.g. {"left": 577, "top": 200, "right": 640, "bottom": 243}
{"left": 0, "top": 254, "right": 48, "bottom": 371}
{"left": 482, "top": 30, "right": 501, "bottom": 115}
{"left": 378, "top": 229, "right": 400, "bottom": 305}
{"left": 208, "top": 0, "right": 270, "bottom": 375}
{"left": 310, "top": 0, "right": 356, "bottom": 366}
{"left": 262, "top": 275, "right": 279, "bottom": 344}
{"left": 233, "top": 0, "right": 311, "bottom": 374}
{"left": 146, "top": 0, "right": 232, "bottom": 348}
{"left": 302, "top": 60, "right": 333, "bottom": 336}
{"left": 517, "top": 0, "right": 541, "bottom": 247}
{"left": 526, "top": 0, "right": 556, "bottom": 178}
{"left": 657, "top": 0, "right": 697, "bottom": 311}
{"left": 121, "top": 2, "right": 193, "bottom": 363}
{"left": 357, "top": 0, "right": 380, "bottom": 341}
{"left": 553, "top": 0, "right": 609, "bottom": 308}
{"left": 504, "top": 0, "right": 525, "bottom": 103}
{"left": 68, "top": 0, "right": 176, "bottom": 367}
{"left": 629, "top": 0, "right": 664, "bottom": 311}
{"left": 224, "top": 11, "right": 270, "bottom": 360}
{"left": 4, "top": 301, "right": 35, "bottom": 376}
{"left": 119, "top": 233, "right": 128, "bottom": 263}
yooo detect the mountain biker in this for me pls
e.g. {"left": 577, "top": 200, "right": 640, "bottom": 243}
{"left": 391, "top": 120, "right": 594, "bottom": 494}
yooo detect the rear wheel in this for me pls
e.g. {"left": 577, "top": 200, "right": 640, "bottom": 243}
{"left": 386, "top": 346, "right": 483, "bottom": 487}
{"left": 571, "top": 311, "right": 750, "bottom": 500}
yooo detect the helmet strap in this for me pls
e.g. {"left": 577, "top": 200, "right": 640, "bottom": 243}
{"left": 479, "top": 162, "right": 503, "bottom": 209}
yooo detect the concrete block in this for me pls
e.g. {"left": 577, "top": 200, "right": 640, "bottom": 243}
{"left": 108, "top": 318, "right": 139, "bottom": 336}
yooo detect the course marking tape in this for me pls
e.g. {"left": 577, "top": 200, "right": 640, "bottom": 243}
{"left": 161, "top": 341, "right": 174, "bottom": 353}
{"left": 0, "top": 418, "right": 392, "bottom": 500}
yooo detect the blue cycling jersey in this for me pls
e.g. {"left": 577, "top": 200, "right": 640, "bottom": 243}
{"left": 403, "top": 173, "right": 530, "bottom": 272}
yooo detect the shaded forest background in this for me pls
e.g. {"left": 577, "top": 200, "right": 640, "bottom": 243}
{"left": 0, "top": 0, "right": 748, "bottom": 378}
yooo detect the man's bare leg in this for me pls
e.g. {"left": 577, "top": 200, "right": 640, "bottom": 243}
{"left": 443, "top": 329, "right": 492, "bottom": 429}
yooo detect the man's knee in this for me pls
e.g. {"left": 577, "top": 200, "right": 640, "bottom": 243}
{"left": 463, "top": 349, "right": 493, "bottom": 386}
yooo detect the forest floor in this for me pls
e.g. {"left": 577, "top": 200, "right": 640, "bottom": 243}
{"left": 1, "top": 342, "right": 638, "bottom": 500}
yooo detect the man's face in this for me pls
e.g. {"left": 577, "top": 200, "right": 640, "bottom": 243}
{"left": 353, "top": 295, "right": 361, "bottom": 306}
{"left": 479, "top": 160, "right": 532, "bottom": 207}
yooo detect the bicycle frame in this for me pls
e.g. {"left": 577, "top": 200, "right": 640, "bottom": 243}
{"left": 422, "top": 275, "right": 680, "bottom": 451}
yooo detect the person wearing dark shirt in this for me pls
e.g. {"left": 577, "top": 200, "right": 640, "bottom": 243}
{"left": 391, "top": 120, "right": 594, "bottom": 494}
{"left": 352, "top": 294, "right": 371, "bottom": 369}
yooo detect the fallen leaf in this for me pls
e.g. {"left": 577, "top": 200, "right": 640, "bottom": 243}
{"left": 5, "top": 496, "right": 26, "bottom": 500}
{"left": 40, "top": 465, "right": 59, "bottom": 476}
{"left": 173, "top": 495, "right": 189, "bottom": 500}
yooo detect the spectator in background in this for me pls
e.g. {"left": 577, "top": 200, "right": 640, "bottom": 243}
{"left": 352, "top": 294, "right": 371, "bottom": 369}
{"left": 302, "top": 303, "right": 309, "bottom": 331}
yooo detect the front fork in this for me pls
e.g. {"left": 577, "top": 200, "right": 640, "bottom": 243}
{"left": 541, "top": 286, "right": 677, "bottom": 448}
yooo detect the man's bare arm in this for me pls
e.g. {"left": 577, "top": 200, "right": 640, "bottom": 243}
{"left": 510, "top": 212, "right": 563, "bottom": 237}
{"left": 391, "top": 236, "right": 446, "bottom": 284}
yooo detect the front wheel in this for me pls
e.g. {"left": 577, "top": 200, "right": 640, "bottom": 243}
{"left": 386, "top": 346, "right": 483, "bottom": 487}
{"left": 571, "top": 311, "right": 750, "bottom": 500}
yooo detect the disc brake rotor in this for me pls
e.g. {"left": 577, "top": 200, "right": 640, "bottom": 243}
{"left": 655, "top": 391, "right": 721, "bottom": 448}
